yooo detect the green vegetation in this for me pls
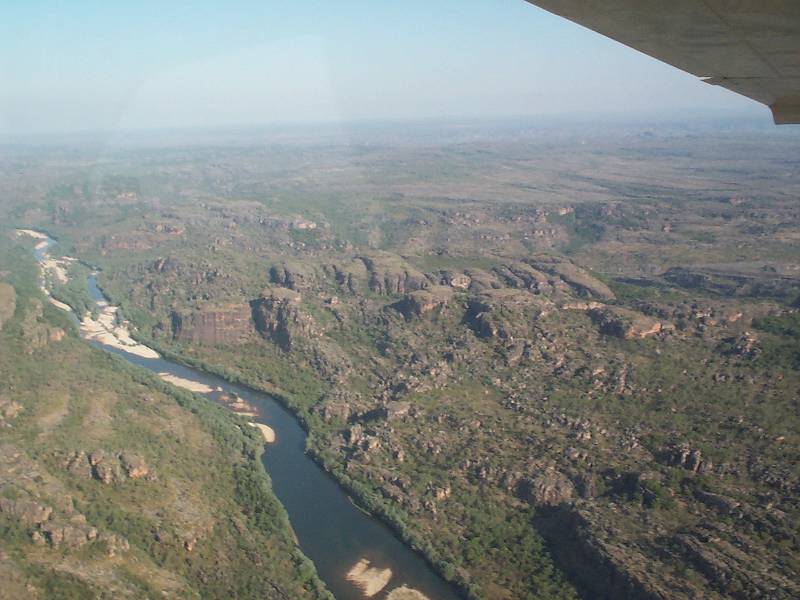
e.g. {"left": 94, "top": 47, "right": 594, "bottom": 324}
{"left": 49, "top": 261, "right": 95, "bottom": 316}
{"left": 2, "top": 127, "right": 800, "bottom": 599}
{"left": 0, "top": 232, "right": 331, "bottom": 599}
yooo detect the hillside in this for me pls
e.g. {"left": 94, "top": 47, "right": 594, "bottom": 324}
{"left": 0, "top": 237, "right": 330, "bottom": 599}
{"left": 2, "top": 125, "right": 799, "bottom": 599}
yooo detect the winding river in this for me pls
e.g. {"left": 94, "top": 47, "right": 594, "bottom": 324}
{"left": 24, "top": 230, "right": 460, "bottom": 600}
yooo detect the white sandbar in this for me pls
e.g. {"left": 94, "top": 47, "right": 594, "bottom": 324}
{"left": 346, "top": 558, "right": 393, "bottom": 597}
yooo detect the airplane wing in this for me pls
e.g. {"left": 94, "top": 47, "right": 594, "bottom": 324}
{"left": 525, "top": 1, "right": 800, "bottom": 124}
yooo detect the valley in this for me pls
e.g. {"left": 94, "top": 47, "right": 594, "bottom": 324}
{"left": 2, "top": 120, "right": 799, "bottom": 599}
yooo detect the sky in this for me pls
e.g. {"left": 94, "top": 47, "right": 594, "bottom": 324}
{"left": 0, "top": 0, "right": 769, "bottom": 134}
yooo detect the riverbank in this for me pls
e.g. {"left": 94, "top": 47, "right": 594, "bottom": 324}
{"left": 112, "top": 317, "right": 472, "bottom": 600}
{"left": 20, "top": 228, "right": 459, "bottom": 600}
{"left": 120, "top": 324, "right": 474, "bottom": 600}
{"left": 6, "top": 229, "right": 333, "bottom": 599}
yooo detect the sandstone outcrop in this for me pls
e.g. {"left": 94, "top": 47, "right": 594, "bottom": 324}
{"left": 0, "top": 498, "right": 53, "bottom": 525}
{"left": 668, "top": 444, "right": 713, "bottom": 474}
{"left": 119, "top": 452, "right": 149, "bottom": 479}
{"left": 445, "top": 272, "right": 471, "bottom": 289}
{"left": 359, "top": 254, "right": 431, "bottom": 295}
{"left": 588, "top": 306, "right": 674, "bottom": 339}
{"left": 463, "top": 289, "right": 538, "bottom": 339}
{"left": 493, "top": 262, "right": 553, "bottom": 294}
{"left": 251, "top": 288, "right": 313, "bottom": 351}
{"left": 19, "top": 300, "right": 65, "bottom": 353}
{"left": 269, "top": 261, "right": 316, "bottom": 291}
{"left": 665, "top": 265, "right": 800, "bottom": 299}
{"left": 67, "top": 450, "right": 154, "bottom": 485}
{"left": 39, "top": 520, "right": 98, "bottom": 549}
{"left": 719, "top": 331, "right": 761, "bottom": 358}
{"left": 393, "top": 287, "right": 453, "bottom": 320}
{"left": 518, "top": 467, "right": 575, "bottom": 506}
{"left": 0, "top": 282, "right": 15, "bottom": 330}
{"left": 529, "top": 257, "right": 616, "bottom": 300}
{"left": 326, "top": 259, "right": 370, "bottom": 294}
{"left": 0, "top": 395, "right": 24, "bottom": 426}
{"left": 171, "top": 303, "right": 254, "bottom": 345}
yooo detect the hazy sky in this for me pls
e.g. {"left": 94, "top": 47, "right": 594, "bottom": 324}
{"left": 0, "top": 0, "right": 768, "bottom": 134}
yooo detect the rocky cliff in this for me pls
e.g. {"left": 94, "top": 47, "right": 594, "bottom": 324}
{"left": 251, "top": 288, "right": 314, "bottom": 351}
{"left": 170, "top": 303, "right": 254, "bottom": 345}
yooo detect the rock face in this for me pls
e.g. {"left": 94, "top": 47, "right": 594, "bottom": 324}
{"left": 0, "top": 395, "right": 24, "bottom": 426}
{"left": 463, "top": 289, "right": 536, "bottom": 339}
{"left": 39, "top": 520, "right": 98, "bottom": 549}
{"left": 0, "top": 282, "right": 15, "bottom": 330}
{"left": 529, "top": 257, "right": 616, "bottom": 300}
{"left": 464, "top": 302, "right": 502, "bottom": 339}
{"left": 251, "top": 288, "right": 312, "bottom": 351}
{"left": 359, "top": 254, "right": 431, "bottom": 295}
{"left": 269, "top": 261, "right": 316, "bottom": 291}
{"left": 518, "top": 467, "right": 575, "bottom": 506}
{"left": 170, "top": 303, "right": 253, "bottom": 345}
{"left": 672, "top": 523, "right": 800, "bottom": 599}
{"left": 588, "top": 307, "right": 673, "bottom": 339}
{"left": 447, "top": 273, "right": 472, "bottom": 289}
{"left": 0, "top": 498, "right": 53, "bottom": 525}
{"left": 119, "top": 452, "right": 149, "bottom": 479}
{"left": 664, "top": 265, "right": 800, "bottom": 299}
{"left": 89, "top": 450, "right": 119, "bottom": 484}
{"left": 67, "top": 449, "right": 153, "bottom": 485}
{"left": 327, "top": 259, "right": 370, "bottom": 294}
{"left": 493, "top": 262, "right": 553, "bottom": 294}
{"left": 19, "top": 299, "right": 66, "bottom": 353}
{"left": 380, "top": 401, "right": 412, "bottom": 420}
{"left": 668, "top": 444, "right": 713, "bottom": 474}
{"left": 394, "top": 287, "right": 453, "bottom": 320}
{"left": 313, "top": 389, "right": 355, "bottom": 423}
{"left": 538, "top": 507, "right": 667, "bottom": 600}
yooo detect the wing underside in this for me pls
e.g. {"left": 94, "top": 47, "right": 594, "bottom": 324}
{"left": 526, "top": 1, "right": 800, "bottom": 123}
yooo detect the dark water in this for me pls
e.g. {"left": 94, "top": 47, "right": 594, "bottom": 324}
{"left": 39, "top": 242, "right": 459, "bottom": 600}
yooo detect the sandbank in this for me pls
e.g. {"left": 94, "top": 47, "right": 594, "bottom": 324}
{"left": 248, "top": 422, "right": 276, "bottom": 443}
{"left": 385, "top": 586, "right": 430, "bottom": 600}
{"left": 48, "top": 297, "right": 73, "bottom": 312}
{"left": 157, "top": 372, "right": 215, "bottom": 393}
{"left": 345, "top": 558, "right": 392, "bottom": 597}
{"left": 15, "top": 229, "right": 49, "bottom": 240}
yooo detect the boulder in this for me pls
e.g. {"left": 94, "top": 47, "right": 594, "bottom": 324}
{"left": 517, "top": 467, "right": 575, "bottom": 506}
{"left": 119, "top": 452, "right": 149, "bottom": 479}
{"left": 0, "top": 498, "right": 53, "bottom": 525}
{"left": 380, "top": 401, "right": 412, "bottom": 420}
{"left": 0, "top": 396, "right": 24, "bottom": 425}
{"left": 588, "top": 306, "right": 673, "bottom": 339}
{"left": 668, "top": 444, "right": 713, "bottom": 474}
{"left": 447, "top": 273, "right": 471, "bottom": 289}
{"left": 64, "top": 451, "right": 92, "bottom": 479}
{"left": 393, "top": 287, "right": 452, "bottom": 320}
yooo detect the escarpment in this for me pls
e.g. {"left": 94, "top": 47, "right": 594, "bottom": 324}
{"left": 170, "top": 303, "right": 254, "bottom": 345}
{"left": 251, "top": 288, "right": 315, "bottom": 351}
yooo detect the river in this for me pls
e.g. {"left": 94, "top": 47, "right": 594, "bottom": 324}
{"left": 24, "top": 230, "right": 461, "bottom": 600}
